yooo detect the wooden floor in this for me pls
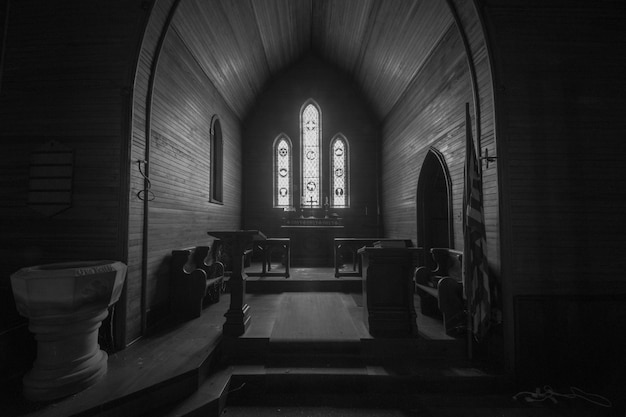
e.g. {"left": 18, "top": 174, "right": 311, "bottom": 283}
{"left": 269, "top": 293, "right": 361, "bottom": 342}
{"left": 244, "top": 264, "right": 455, "bottom": 341}
{"left": 248, "top": 266, "right": 339, "bottom": 281}
{"left": 5, "top": 267, "right": 617, "bottom": 417}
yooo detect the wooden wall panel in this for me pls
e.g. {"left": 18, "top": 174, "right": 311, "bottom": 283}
{"left": 311, "top": 0, "right": 376, "bottom": 74}
{"left": 128, "top": 0, "right": 246, "bottom": 341}
{"left": 127, "top": 0, "right": 179, "bottom": 345}
{"left": 483, "top": 2, "right": 626, "bottom": 292}
{"left": 172, "top": 0, "right": 272, "bottom": 118}
{"left": 134, "top": 0, "right": 466, "bottom": 128}
{"left": 449, "top": 0, "right": 499, "bottom": 271}
{"left": 0, "top": 1, "right": 143, "bottom": 287}
{"left": 481, "top": 0, "right": 626, "bottom": 384}
{"left": 382, "top": 24, "right": 471, "bottom": 249}
{"left": 0, "top": 0, "right": 147, "bottom": 373}
{"left": 141, "top": 27, "right": 242, "bottom": 327}
{"left": 353, "top": 0, "right": 454, "bottom": 119}
{"left": 252, "top": 0, "right": 312, "bottom": 75}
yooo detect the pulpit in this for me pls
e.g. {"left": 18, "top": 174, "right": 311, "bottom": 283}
{"left": 207, "top": 230, "right": 266, "bottom": 336}
{"left": 334, "top": 238, "right": 414, "bottom": 277}
{"left": 358, "top": 247, "right": 421, "bottom": 338}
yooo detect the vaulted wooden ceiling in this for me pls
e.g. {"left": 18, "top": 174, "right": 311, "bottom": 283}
{"left": 170, "top": 0, "right": 455, "bottom": 121}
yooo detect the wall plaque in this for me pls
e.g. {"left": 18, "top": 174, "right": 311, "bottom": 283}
{"left": 28, "top": 140, "right": 74, "bottom": 216}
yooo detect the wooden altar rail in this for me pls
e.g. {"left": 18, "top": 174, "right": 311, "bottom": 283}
{"left": 334, "top": 238, "right": 414, "bottom": 277}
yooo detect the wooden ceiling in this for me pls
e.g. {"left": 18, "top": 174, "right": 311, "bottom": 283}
{"left": 171, "top": 0, "right": 455, "bottom": 121}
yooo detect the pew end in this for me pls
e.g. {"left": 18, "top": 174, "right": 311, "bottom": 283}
{"left": 170, "top": 246, "right": 225, "bottom": 320}
{"left": 414, "top": 248, "right": 464, "bottom": 335}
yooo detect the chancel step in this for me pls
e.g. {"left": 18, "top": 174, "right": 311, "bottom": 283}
{"left": 225, "top": 364, "right": 511, "bottom": 410}
{"left": 157, "top": 367, "right": 231, "bottom": 417}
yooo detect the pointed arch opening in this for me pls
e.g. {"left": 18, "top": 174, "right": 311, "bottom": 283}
{"left": 416, "top": 148, "right": 453, "bottom": 268}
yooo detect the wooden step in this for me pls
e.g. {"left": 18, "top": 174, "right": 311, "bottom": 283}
{"left": 15, "top": 315, "right": 226, "bottom": 417}
{"left": 243, "top": 278, "right": 361, "bottom": 294}
{"left": 267, "top": 340, "right": 364, "bottom": 368}
{"left": 221, "top": 337, "right": 363, "bottom": 368}
{"left": 226, "top": 364, "right": 511, "bottom": 409}
{"left": 157, "top": 367, "right": 231, "bottom": 417}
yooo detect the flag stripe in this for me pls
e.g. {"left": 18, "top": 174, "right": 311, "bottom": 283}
{"left": 464, "top": 104, "right": 491, "bottom": 343}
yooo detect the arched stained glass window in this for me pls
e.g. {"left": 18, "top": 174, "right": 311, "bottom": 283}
{"left": 274, "top": 135, "right": 292, "bottom": 207}
{"left": 330, "top": 134, "right": 349, "bottom": 208}
{"left": 301, "top": 102, "right": 321, "bottom": 208}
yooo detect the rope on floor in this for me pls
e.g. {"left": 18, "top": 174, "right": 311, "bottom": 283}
{"left": 513, "top": 385, "right": 612, "bottom": 408}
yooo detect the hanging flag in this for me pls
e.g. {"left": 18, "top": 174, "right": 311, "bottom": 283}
{"left": 463, "top": 103, "right": 491, "bottom": 343}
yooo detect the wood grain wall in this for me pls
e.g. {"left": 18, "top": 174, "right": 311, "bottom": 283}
{"left": 242, "top": 53, "right": 381, "bottom": 239}
{"left": 484, "top": 0, "right": 626, "bottom": 291}
{"left": 481, "top": 0, "right": 626, "bottom": 389}
{"left": 382, "top": 0, "right": 498, "bottom": 272}
{"left": 381, "top": 23, "right": 470, "bottom": 248}
{"left": 381, "top": 0, "right": 502, "bottom": 365}
{"left": 127, "top": 0, "right": 242, "bottom": 343}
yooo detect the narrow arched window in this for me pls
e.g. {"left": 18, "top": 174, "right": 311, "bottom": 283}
{"left": 274, "top": 135, "right": 292, "bottom": 207}
{"left": 330, "top": 134, "right": 349, "bottom": 208}
{"left": 301, "top": 101, "right": 321, "bottom": 208}
{"left": 210, "top": 115, "right": 223, "bottom": 203}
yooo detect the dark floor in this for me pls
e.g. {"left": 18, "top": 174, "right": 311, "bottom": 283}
{"left": 220, "top": 405, "right": 617, "bottom": 417}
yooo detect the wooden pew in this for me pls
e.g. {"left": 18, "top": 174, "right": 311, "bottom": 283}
{"left": 414, "top": 247, "right": 464, "bottom": 335}
{"left": 170, "top": 246, "right": 225, "bottom": 320}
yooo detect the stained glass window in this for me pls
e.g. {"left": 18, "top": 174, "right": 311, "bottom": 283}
{"left": 331, "top": 135, "right": 349, "bottom": 208}
{"left": 274, "top": 135, "right": 292, "bottom": 207}
{"left": 301, "top": 102, "right": 320, "bottom": 208}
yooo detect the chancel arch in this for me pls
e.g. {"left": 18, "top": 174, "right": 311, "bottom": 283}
{"left": 416, "top": 148, "right": 453, "bottom": 268}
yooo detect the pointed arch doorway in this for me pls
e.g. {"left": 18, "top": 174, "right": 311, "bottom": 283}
{"left": 416, "top": 149, "right": 453, "bottom": 269}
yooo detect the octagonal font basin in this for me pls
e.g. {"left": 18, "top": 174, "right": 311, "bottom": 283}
{"left": 10, "top": 260, "right": 127, "bottom": 401}
{"left": 11, "top": 260, "right": 127, "bottom": 318}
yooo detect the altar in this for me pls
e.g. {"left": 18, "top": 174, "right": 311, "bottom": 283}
{"left": 280, "top": 217, "right": 343, "bottom": 267}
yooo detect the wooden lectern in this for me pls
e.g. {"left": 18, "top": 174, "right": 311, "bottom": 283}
{"left": 207, "top": 230, "right": 266, "bottom": 336}
{"left": 358, "top": 247, "right": 421, "bottom": 338}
